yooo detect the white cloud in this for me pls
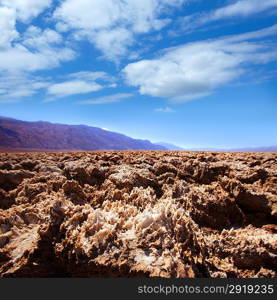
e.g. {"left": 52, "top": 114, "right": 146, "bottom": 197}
{"left": 224, "top": 24, "right": 277, "bottom": 43}
{"left": 47, "top": 80, "right": 102, "bottom": 98}
{"left": 1, "top": 0, "right": 52, "bottom": 23}
{"left": 0, "top": 46, "right": 73, "bottom": 72}
{"left": 78, "top": 93, "right": 133, "bottom": 105}
{"left": 0, "top": 6, "right": 18, "bottom": 48}
{"left": 181, "top": 0, "right": 277, "bottom": 32}
{"left": 0, "top": 73, "right": 50, "bottom": 103}
{"left": 0, "top": 0, "right": 52, "bottom": 49}
{"left": 0, "top": 70, "right": 112, "bottom": 102}
{"left": 54, "top": 0, "right": 186, "bottom": 61}
{"left": 0, "top": 1, "right": 75, "bottom": 73}
{"left": 123, "top": 25, "right": 277, "bottom": 102}
{"left": 23, "top": 26, "right": 62, "bottom": 47}
{"left": 0, "top": 25, "right": 75, "bottom": 72}
{"left": 155, "top": 107, "right": 175, "bottom": 113}
{"left": 46, "top": 71, "right": 117, "bottom": 99}
{"left": 54, "top": 0, "right": 183, "bottom": 32}
{"left": 211, "top": 0, "right": 277, "bottom": 19}
{"left": 92, "top": 28, "right": 134, "bottom": 61}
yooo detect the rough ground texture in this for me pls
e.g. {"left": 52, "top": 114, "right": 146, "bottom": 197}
{"left": 0, "top": 151, "right": 276, "bottom": 278}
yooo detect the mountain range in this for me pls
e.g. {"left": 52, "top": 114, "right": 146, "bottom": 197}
{"left": 0, "top": 116, "right": 276, "bottom": 152}
{"left": 0, "top": 116, "right": 166, "bottom": 151}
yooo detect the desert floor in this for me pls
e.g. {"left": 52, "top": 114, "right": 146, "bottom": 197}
{"left": 0, "top": 151, "right": 276, "bottom": 277}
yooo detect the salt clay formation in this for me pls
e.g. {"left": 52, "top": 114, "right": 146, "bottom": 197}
{"left": 0, "top": 151, "right": 276, "bottom": 277}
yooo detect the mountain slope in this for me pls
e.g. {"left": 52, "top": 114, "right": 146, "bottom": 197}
{"left": 0, "top": 117, "right": 166, "bottom": 151}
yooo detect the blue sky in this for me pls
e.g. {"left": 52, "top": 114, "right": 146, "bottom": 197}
{"left": 0, "top": 0, "right": 276, "bottom": 148}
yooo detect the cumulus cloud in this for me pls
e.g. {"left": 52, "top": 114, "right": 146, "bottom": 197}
{"left": 93, "top": 28, "right": 134, "bottom": 61}
{"left": 78, "top": 93, "right": 133, "bottom": 105}
{"left": 0, "top": 0, "right": 52, "bottom": 49}
{"left": 1, "top": 0, "right": 52, "bottom": 23}
{"left": 0, "top": 12, "right": 75, "bottom": 72}
{"left": 0, "top": 27, "right": 75, "bottom": 72}
{"left": 54, "top": 0, "right": 186, "bottom": 61}
{"left": 0, "top": 46, "right": 74, "bottom": 72}
{"left": 0, "top": 1, "right": 75, "bottom": 73}
{"left": 123, "top": 25, "right": 277, "bottom": 102}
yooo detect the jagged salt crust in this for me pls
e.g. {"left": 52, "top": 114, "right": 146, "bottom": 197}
{"left": 0, "top": 151, "right": 276, "bottom": 277}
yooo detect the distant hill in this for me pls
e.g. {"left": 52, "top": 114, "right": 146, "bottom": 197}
{"left": 156, "top": 142, "right": 277, "bottom": 152}
{"left": 0, "top": 116, "right": 166, "bottom": 151}
{"left": 228, "top": 146, "right": 277, "bottom": 152}
{"left": 185, "top": 146, "right": 277, "bottom": 152}
{"left": 155, "top": 142, "right": 185, "bottom": 151}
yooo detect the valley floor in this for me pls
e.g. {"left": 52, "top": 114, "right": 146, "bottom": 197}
{"left": 0, "top": 151, "right": 276, "bottom": 277}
